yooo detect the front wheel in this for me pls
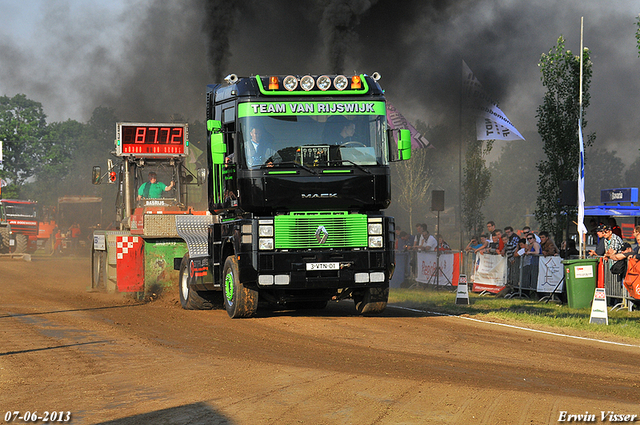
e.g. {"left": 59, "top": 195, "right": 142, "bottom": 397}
{"left": 179, "top": 253, "right": 214, "bottom": 310}
{"left": 223, "top": 256, "right": 258, "bottom": 318}
{"left": 353, "top": 285, "right": 389, "bottom": 315}
{"left": 15, "top": 234, "right": 28, "bottom": 253}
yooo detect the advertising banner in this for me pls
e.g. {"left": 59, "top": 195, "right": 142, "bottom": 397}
{"left": 537, "top": 256, "right": 564, "bottom": 293}
{"left": 471, "top": 254, "right": 506, "bottom": 293}
{"left": 415, "top": 252, "right": 460, "bottom": 286}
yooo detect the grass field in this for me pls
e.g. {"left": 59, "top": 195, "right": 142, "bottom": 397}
{"left": 388, "top": 285, "right": 640, "bottom": 343}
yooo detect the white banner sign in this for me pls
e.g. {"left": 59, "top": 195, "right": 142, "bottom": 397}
{"left": 416, "top": 252, "right": 455, "bottom": 286}
{"left": 472, "top": 254, "right": 506, "bottom": 293}
{"left": 537, "top": 256, "right": 564, "bottom": 293}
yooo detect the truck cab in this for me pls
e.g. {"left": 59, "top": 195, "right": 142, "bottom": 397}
{"left": 177, "top": 73, "right": 411, "bottom": 317}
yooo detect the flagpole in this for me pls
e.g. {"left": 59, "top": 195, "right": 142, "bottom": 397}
{"left": 578, "top": 17, "right": 585, "bottom": 258}
{"left": 459, "top": 60, "right": 464, "bottom": 253}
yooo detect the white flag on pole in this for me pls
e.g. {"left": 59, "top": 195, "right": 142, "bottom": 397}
{"left": 462, "top": 61, "right": 525, "bottom": 142}
{"left": 577, "top": 119, "right": 587, "bottom": 235}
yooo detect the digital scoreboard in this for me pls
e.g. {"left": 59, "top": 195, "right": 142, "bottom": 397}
{"left": 115, "top": 123, "right": 188, "bottom": 157}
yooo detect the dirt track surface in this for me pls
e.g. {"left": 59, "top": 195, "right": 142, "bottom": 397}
{"left": 1, "top": 257, "right": 640, "bottom": 425}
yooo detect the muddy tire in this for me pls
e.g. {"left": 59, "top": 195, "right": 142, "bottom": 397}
{"left": 15, "top": 234, "right": 28, "bottom": 253}
{"left": 0, "top": 226, "right": 9, "bottom": 253}
{"left": 353, "top": 284, "right": 389, "bottom": 315}
{"left": 179, "top": 253, "right": 214, "bottom": 310}
{"left": 91, "top": 247, "right": 108, "bottom": 290}
{"left": 223, "top": 256, "right": 258, "bottom": 318}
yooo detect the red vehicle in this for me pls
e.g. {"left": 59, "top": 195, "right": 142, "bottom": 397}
{"left": 0, "top": 199, "right": 39, "bottom": 253}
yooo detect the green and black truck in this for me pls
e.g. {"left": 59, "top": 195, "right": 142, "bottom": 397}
{"left": 177, "top": 73, "right": 411, "bottom": 318}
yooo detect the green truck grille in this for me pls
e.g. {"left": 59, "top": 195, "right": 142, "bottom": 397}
{"left": 274, "top": 212, "right": 368, "bottom": 249}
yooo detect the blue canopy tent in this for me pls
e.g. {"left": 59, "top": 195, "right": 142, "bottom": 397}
{"left": 584, "top": 205, "right": 640, "bottom": 217}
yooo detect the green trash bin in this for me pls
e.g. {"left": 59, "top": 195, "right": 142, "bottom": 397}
{"left": 563, "top": 258, "right": 599, "bottom": 309}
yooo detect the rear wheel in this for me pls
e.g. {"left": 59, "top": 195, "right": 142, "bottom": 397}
{"left": 353, "top": 284, "right": 389, "bottom": 315}
{"left": 179, "top": 253, "right": 214, "bottom": 310}
{"left": 223, "top": 256, "right": 258, "bottom": 318}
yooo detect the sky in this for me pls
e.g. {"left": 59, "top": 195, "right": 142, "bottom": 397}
{"left": 1, "top": 0, "right": 639, "bottom": 163}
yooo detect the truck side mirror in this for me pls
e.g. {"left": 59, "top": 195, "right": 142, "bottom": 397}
{"left": 92, "top": 166, "right": 101, "bottom": 184}
{"left": 398, "top": 129, "right": 411, "bottom": 161}
{"left": 387, "top": 129, "right": 412, "bottom": 162}
{"left": 207, "top": 119, "right": 226, "bottom": 165}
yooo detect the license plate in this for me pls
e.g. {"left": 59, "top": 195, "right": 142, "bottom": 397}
{"left": 306, "top": 262, "right": 339, "bottom": 271}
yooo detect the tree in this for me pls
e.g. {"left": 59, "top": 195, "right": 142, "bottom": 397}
{"left": 484, "top": 140, "right": 542, "bottom": 231}
{"left": 0, "top": 94, "right": 48, "bottom": 194}
{"left": 535, "top": 36, "right": 595, "bottom": 240}
{"left": 462, "top": 139, "right": 492, "bottom": 236}
{"left": 391, "top": 147, "right": 432, "bottom": 231}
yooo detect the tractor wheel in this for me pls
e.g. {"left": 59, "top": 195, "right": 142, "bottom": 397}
{"left": 0, "top": 226, "right": 9, "bottom": 253}
{"left": 91, "top": 247, "right": 108, "bottom": 290}
{"left": 179, "top": 253, "right": 214, "bottom": 310}
{"left": 353, "top": 284, "right": 389, "bottom": 315}
{"left": 222, "top": 255, "right": 258, "bottom": 318}
{"left": 15, "top": 234, "right": 28, "bottom": 253}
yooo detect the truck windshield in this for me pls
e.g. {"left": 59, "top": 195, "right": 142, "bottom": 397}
{"left": 239, "top": 114, "right": 388, "bottom": 169}
{"left": 4, "top": 203, "right": 37, "bottom": 218}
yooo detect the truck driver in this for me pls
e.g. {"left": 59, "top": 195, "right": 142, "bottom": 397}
{"left": 137, "top": 171, "right": 175, "bottom": 200}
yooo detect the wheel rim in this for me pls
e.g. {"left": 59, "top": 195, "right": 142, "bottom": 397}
{"left": 180, "top": 266, "right": 190, "bottom": 301}
{"left": 224, "top": 271, "right": 234, "bottom": 303}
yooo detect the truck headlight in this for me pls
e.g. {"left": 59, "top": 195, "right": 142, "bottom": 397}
{"left": 368, "top": 236, "right": 383, "bottom": 248}
{"left": 368, "top": 223, "right": 382, "bottom": 235}
{"left": 259, "top": 238, "right": 274, "bottom": 250}
{"left": 259, "top": 225, "right": 273, "bottom": 237}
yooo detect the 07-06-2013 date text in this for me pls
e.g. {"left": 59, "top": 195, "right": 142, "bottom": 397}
{"left": 4, "top": 411, "right": 71, "bottom": 423}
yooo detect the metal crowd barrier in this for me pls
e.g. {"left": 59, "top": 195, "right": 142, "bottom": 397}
{"left": 394, "top": 249, "right": 637, "bottom": 310}
{"left": 600, "top": 258, "right": 636, "bottom": 311}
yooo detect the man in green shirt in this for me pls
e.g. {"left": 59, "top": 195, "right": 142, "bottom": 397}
{"left": 137, "top": 172, "right": 175, "bottom": 200}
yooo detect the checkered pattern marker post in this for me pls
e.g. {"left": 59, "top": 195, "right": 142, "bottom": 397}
{"left": 589, "top": 288, "right": 608, "bottom": 325}
{"left": 115, "top": 236, "right": 144, "bottom": 292}
{"left": 456, "top": 274, "right": 470, "bottom": 305}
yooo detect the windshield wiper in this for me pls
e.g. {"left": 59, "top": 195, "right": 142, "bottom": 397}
{"left": 264, "top": 161, "right": 318, "bottom": 174}
{"left": 326, "top": 159, "right": 372, "bottom": 174}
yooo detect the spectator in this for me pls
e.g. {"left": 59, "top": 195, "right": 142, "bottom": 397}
{"left": 474, "top": 234, "right": 490, "bottom": 254}
{"left": 513, "top": 238, "right": 528, "bottom": 259}
{"left": 608, "top": 218, "right": 622, "bottom": 239}
{"left": 397, "top": 231, "right": 412, "bottom": 251}
{"left": 503, "top": 233, "right": 518, "bottom": 260}
{"left": 588, "top": 225, "right": 608, "bottom": 257}
{"left": 411, "top": 223, "right": 425, "bottom": 250}
{"left": 486, "top": 221, "right": 496, "bottom": 232}
{"left": 522, "top": 226, "right": 541, "bottom": 243}
{"left": 559, "top": 239, "right": 579, "bottom": 259}
{"left": 418, "top": 229, "right": 438, "bottom": 251}
{"left": 504, "top": 226, "right": 520, "bottom": 246}
{"left": 539, "top": 231, "right": 559, "bottom": 257}
{"left": 493, "top": 228, "right": 504, "bottom": 253}
{"left": 588, "top": 218, "right": 600, "bottom": 244}
{"left": 70, "top": 222, "right": 81, "bottom": 252}
{"left": 436, "top": 234, "right": 451, "bottom": 251}
{"left": 482, "top": 231, "right": 501, "bottom": 255}
{"left": 523, "top": 232, "right": 542, "bottom": 289}
{"left": 610, "top": 225, "right": 640, "bottom": 260}
{"left": 503, "top": 226, "right": 519, "bottom": 258}
{"left": 465, "top": 236, "right": 483, "bottom": 252}
{"left": 590, "top": 224, "right": 622, "bottom": 268}
{"left": 599, "top": 224, "right": 624, "bottom": 269}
